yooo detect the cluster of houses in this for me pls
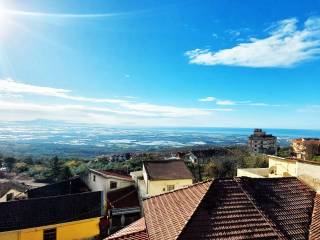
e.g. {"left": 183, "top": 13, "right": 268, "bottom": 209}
{"left": 0, "top": 130, "right": 320, "bottom": 240}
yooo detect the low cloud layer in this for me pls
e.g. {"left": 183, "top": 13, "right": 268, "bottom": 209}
{"left": 186, "top": 17, "right": 320, "bottom": 68}
{"left": 0, "top": 79, "right": 233, "bottom": 126}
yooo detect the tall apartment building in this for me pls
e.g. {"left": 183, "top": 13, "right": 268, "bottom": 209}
{"left": 248, "top": 129, "right": 277, "bottom": 154}
{"left": 292, "top": 138, "right": 320, "bottom": 160}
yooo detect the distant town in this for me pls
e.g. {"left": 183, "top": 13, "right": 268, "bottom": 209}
{"left": 0, "top": 128, "right": 320, "bottom": 239}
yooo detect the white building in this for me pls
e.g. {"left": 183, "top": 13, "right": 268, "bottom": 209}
{"left": 82, "top": 169, "right": 134, "bottom": 199}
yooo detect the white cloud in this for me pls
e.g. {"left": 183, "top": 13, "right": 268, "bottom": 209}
{"left": 0, "top": 79, "right": 229, "bottom": 125}
{"left": 0, "top": 79, "right": 128, "bottom": 103}
{"left": 216, "top": 100, "right": 236, "bottom": 105}
{"left": 186, "top": 17, "right": 320, "bottom": 68}
{"left": 198, "top": 96, "right": 216, "bottom": 102}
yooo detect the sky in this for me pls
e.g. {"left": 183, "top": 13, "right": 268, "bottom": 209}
{"left": 0, "top": 0, "right": 319, "bottom": 129}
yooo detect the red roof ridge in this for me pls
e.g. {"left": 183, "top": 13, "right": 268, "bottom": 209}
{"left": 144, "top": 179, "right": 213, "bottom": 200}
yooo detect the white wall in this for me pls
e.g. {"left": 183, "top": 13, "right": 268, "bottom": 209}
{"left": 297, "top": 161, "right": 320, "bottom": 192}
{"left": 82, "top": 171, "right": 134, "bottom": 199}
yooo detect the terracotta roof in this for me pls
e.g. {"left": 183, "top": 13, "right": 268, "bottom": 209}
{"left": 107, "top": 186, "right": 140, "bottom": 209}
{"left": 309, "top": 194, "right": 320, "bottom": 240}
{"left": 143, "top": 160, "right": 193, "bottom": 180}
{"left": 144, "top": 181, "right": 212, "bottom": 240}
{"left": 107, "top": 217, "right": 148, "bottom": 240}
{"left": 91, "top": 169, "right": 133, "bottom": 181}
{"left": 109, "top": 177, "right": 318, "bottom": 240}
{"left": 0, "top": 181, "right": 28, "bottom": 198}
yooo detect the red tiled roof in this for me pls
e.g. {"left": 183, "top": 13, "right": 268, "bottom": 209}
{"left": 91, "top": 169, "right": 133, "bottom": 181}
{"left": 108, "top": 177, "right": 318, "bottom": 240}
{"left": 144, "top": 181, "right": 212, "bottom": 240}
{"left": 107, "top": 186, "right": 140, "bottom": 209}
{"left": 143, "top": 160, "right": 193, "bottom": 180}
{"left": 107, "top": 217, "right": 148, "bottom": 240}
{"left": 309, "top": 194, "right": 320, "bottom": 240}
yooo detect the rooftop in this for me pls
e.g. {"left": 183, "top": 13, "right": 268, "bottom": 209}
{"left": 27, "top": 177, "right": 89, "bottom": 198}
{"left": 143, "top": 160, "right": 193, "bottom": 180}
{"left": 107, "top": 177, "right": 317, "bottom": 240}
{"left": 0, "top": 181, "right": 28, "bottom": 198}
{"left": 90, "top": 169, "right": 133, "bottom": 181}
{"left": 0, "top": 191, "right": 102, "bottom": 232}
{"left": 107, "top": 185, "right": 140, "bottom": 209}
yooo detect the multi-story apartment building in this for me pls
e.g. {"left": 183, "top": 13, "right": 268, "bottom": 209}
{"left": 248, "top": 129, "right": 277, "bottom": 154}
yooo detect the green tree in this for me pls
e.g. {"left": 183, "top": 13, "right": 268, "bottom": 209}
{"left": 59, "top": 165, "right": 72, "bottom": 181}
{"left": 48, "top": 156, "right": 62, "bottom": 182}
{"left": 4, "top": 157, "right": 16, "bottom": 172}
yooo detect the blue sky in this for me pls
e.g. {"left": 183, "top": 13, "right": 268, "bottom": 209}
{"left": 0, "top": 0, "right": 319, "bottom": 129}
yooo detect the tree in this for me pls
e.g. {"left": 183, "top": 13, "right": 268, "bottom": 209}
{"left": 4, "top": 157, "right": 16, "bottom": 172}
{"left": 48, "top": 156, "right": 62, "bottom": 182}
{"left": 59, "top": 166, "right": 72, "bottom": 181}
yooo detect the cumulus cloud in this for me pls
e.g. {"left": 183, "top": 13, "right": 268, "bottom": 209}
{"left": 186, "top": 17, "right": 320, "bottom": 68}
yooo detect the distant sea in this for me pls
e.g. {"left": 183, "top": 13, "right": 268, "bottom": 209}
{"left": 0, "top": 121, "right": 319, "bottom": 158}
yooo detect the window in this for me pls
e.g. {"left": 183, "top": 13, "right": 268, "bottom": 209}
{"left": 167, "top": 185, "right": 175, "bottom": 191}
{"left": 93, "top": 175, "right": 96, "bottom": 182}
{"left": 43, "top": 228, "right": 56, "bottom": 240}
{"left": 6, "top": 193, "right": 13, "bottom": 201}
{"left": 110, "top": 181, "right": 117, "bottom": 189}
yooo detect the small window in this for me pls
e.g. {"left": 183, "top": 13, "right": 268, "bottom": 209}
{"left": 43, "top": 228, "right": 56, "bottom": 240}
{"left": 6, "top": 193, "right": 13, "bottom": 201}
{"left": 167, "top": 185, "right": 175, "bottom": 191}
{"left": 110, "top": 181, "right": 117, "bottom": 189}
{"left": 93, "top": 175, "right": 96, "bottom": 182}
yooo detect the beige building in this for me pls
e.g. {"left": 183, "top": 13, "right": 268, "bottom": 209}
{"left": 131, "top": 160, "right": 193, "bottom": 198}
{"left": 292, "top": 138, "right": 320, "bottom": 160}
{"left": 237, "top": 155, "right": 320, "bottom": 192}
{"left": 248, "top": 129, "right": 277, "bottom": 154}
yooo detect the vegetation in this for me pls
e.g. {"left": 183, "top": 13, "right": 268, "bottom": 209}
{"left": 0, "top": 146, "right": 271, "bottom": 183}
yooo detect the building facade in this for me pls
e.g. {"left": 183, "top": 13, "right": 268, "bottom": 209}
{"left": 292, "top": 138, "right": 320, "bottom": 160}
{"left": 82, "top": 169, "right": 134, "bottom": 198}
{"left": 0, "top": 191, "right": 103, "bottom": 240}
{"left": 132, "top": 160, "right": 193, "bottom": 198}
{"left": 248, "top": 128, "right": 277, "bottom": 154}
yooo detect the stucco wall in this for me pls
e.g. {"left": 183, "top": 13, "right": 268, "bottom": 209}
{"left": 268, "top": 156, "right": 297, "bottom": 176}
{"left": 147, "top": 179, "right": 193, "bottom": 196}
{"left": 0, "top": 218, "right": 100, "bottom": 240}
{"left": 296, "top": 161, "right": 320, "bottom": 192}
{"left": 83, "top": 171, "right": 133, "bottom": 198}
{"left": 237, "top": 168, "right": 269, "bottom": 178}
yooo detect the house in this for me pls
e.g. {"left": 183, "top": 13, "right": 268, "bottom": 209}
{"left": 0, "top": 191, "right": 103, "bottom": 240}
{"left": 0, "top": 181, "right": 28, "bottom": 202}
{"left": 248, "top": 128, "right": 277, "bottom": 154}
{"left": 107, "top": 177, "right": 319, "bottom": 240}
{"left": 107, "top": 185, "right": 141, "bottom": 234}
{"left": 237, "top": 155, "right": 320, "bottom": 192}
{"left": 292, "top": 138, "right": 320, "bottom": 160}
{"left": 132, "top": 160, "right": 193, "bottom": 198}
{"left": 83, "top": 169, "right": 134, "bottom": 199}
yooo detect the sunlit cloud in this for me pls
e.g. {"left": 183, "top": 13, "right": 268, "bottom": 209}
{"left": 198, "top": 96, "right": 281, "bottom": 107}
{"left": 186, "top": 17, "right": 320, "bottom": 68}
{"left": 0, "top": 9, "right": 133, "bottom": 19}
{"left": 0, "top": 79, "right": 230, "bottom": 124}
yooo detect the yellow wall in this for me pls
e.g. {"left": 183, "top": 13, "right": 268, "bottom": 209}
{"left": 147, "top": 179, "right": 193, "bottom": 196}
{"left": 268, "top": 156, "right": 297, "bottom": 177}
{"left": 0, "top": 217, "right": 100, "bottom": 240}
